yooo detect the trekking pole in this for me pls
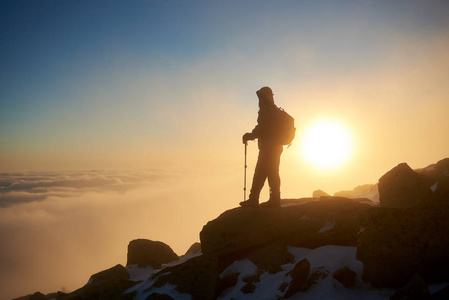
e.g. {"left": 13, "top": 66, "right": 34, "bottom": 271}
{"left": 243, "top": 142, "right": 247, "bottom": 202}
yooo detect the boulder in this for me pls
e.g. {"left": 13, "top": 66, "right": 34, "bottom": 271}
{"left": 200, "top": 197, "right": 372, "bottom": 257}
{"left": 245, "top": 242, "right": 294, "bottom": 274}
{"left": 127, "top": 239, "right": 179, "bottom": 268}
{"left": 378, "top": 163, "right": 433, "bottom": 208}
{"left": 283, "top": 258, "right": 310, "bottom": 298}
{"left": 332, "top": 266, "right": 356, "bottom": 288}
{"left": 149, "top": 254, "right": 219, "bottom": 300}
{"left": 357, "top": 206, "right": 449, "bottom": 287}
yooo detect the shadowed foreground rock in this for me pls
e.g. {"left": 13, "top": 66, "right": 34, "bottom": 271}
{"left": 58, "top": 264, "right": 136, "bottom": 300}
{"left": 200, "top": 197, "right": 373, "bottom": 257}
{"left": 357, "top": 205, "right": 449, "bottom": 287}
{"left": 148, "top": 254, "right": 219, "bottom": 300}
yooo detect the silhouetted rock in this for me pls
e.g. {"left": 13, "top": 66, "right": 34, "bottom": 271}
{"left": 434, "top": 176, "right": 449, "bottom": 202}
{"left": 240, "top": 282, "right": 256, "bottom": 294}
{"left": 29, "top": 292, "right": 48, "bottom": 300}
{"left": 246, "top": 242, "right": 294, "bottom": 274}
{"left": 357, "top": 206, "right": 449, "bottom": 287}
{"left": 378, "top": 163, "right": 433, "bottom": 208}
{"left": 146, "top": 293, "right": 174, "bottom": 300}
{"left": 148, "top": 254, "right": 219, "bottom": 300}
{"left": 127, "top": 239, "right": 179, "bottom": 268}
{"left": 57, "top": 264, "right": 136, "bottom": 300}
{"left": 312, "top": 189, "right": 329, "bottom": 198}
{"left": 432, "top": 284, "right": 449, "bottom": 299}
{"left": 416, "top": 158, "right": 449, "bottom": 187}
{"left": 200, "top": 197, "right": 372, "bottom": 257}
{"left": 283, "top": 258, "right": 310, "bottom": 298}
{"left": 302, "top": 267, "right": 329, "bottom": 292}
{"left": 185, "top": 242, "right": 202, "bottom": 255}
{"left": 89, "top": 264, "right": 129, "bottom": 285}
{"left": 332, "top": 266, "right": 356, "bottom": 288}
{"left": 390, "top": 273, "right": 430, "bottom": 300}
{"left": 217, "top": 272, "right": 240, "bottom": 296}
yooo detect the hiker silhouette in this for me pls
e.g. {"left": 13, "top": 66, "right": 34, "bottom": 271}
{"left": 241, "top": 87, "right": 283, "bottom": 208}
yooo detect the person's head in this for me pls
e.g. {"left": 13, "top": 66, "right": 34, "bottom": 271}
{"left": 256, "top": 86, "right": 274, "bottom": 106}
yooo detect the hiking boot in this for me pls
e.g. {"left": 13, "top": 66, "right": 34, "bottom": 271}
{"left": 239, "top": 199, "right": 259, "bottom": 208}
{"left": 259, "top": 199, "right": 281, "bottom": 208}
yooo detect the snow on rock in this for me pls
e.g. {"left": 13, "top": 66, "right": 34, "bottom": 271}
{"left": 217, "top": 246, "right": 393, "bottom": 300}
{"left": 317, "top": 220, "right": 335, "bottom": 233}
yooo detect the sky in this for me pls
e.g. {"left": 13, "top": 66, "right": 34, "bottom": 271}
{"left": 1, "top": 0, "right": 449, "bottom": 298}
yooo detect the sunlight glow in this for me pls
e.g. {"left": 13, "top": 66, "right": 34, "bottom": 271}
{"left": 301, "top": 120, "right": 352, "bottom": 169}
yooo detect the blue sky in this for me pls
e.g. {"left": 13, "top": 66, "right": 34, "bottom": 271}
{"left": 1, "top": 0, "right": 449, "bottom": 194}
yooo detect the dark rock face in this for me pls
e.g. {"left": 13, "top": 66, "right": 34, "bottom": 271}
{"left": 332, "top": 266, "right": 356, "bottom": 288}
{"left": 378, "top": 163, "right": 433, "bottom": 208}
{"left": 434, "top": 176, "right": 449, "bottom": 202}
{"left": 146, "top": 293, "right": 174, "bottom": 300}
{"left": 57, "top": 264, "right": 136, "bottom": 300}
{"left": 89, "top": 264, "right": 129, "bottom": 285}
{"left": 245, "top": 242, "right": 294, "bottom": 274}
{"left": 390, "top": 273, "right": 430, "bottom": 300}
{"left": 200, "top": 197, "right": 372, "bottom": 257}
{"left": 148, "top": 254, "right": 219, "bottom": 300}
{"left": 283, "top": 258, "right": 310, "bottom": 299}
{"left": 357, "top": 206, "right": 449, "bottom": 287}
{"left": 127, "top": 239, "right": 179, "bottom": 268}
{"left": 416, "top": 158, "right": 449, "bottom": 187}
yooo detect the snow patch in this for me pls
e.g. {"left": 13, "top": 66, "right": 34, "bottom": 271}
{"left": 431, "top": 182, "right": 439, "bottom": 192}
{"left": 318, "top": 220, "right": 335, "bottom": 233}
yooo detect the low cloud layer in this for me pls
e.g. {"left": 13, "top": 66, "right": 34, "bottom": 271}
{"left": 0, "top": 170, "right": 237, "bottom": 299}
{"left": 0, "top": 170, "right": 173, "bottom": 207}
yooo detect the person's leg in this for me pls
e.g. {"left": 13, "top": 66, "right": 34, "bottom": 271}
{"left": 262, "top": 147, "right": 283, "bottom": 207}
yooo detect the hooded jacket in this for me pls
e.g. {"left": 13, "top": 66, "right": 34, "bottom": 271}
{"left": 250, "top": 88, "right": 283, "bottom": 150}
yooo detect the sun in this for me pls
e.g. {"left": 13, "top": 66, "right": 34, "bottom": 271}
{"left": 301, "top": 120, "right": 352, "bottom": 169}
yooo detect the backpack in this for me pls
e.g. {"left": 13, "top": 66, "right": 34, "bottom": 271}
{"left": 276, "top": 107, "right": 296, "bottom": 147}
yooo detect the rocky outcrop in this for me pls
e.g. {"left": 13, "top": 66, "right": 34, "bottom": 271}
{"left": 378, "top": 163, "right": 433, "bottom": 208}
{"left": 148, "top": 254, "right": 219, "bottom": 300}
{"left": 357, "top": 205, "right": 449, "bottom": 287}
{"left": 59, "top": 264, "right": 136, "bottom": 300}
{"left": 200, "top": 197, "right": 373, "bottom": 257}
{"left": 185, "top": 242, "right": 202, "bottom": 255}
{"left": 416, "top": 158, "right": 449, "bottom": 187}
{"left": 332, "top": 266, "right": 356, "bottom": 288}
{"left": 127, "top": 239, "right": 179, "bottom": 268}
{"left": 283, "top": 258, "right": 310, "bottom": 298}
{"left": 357, "top": 161, "right": 449, "bottom": 288}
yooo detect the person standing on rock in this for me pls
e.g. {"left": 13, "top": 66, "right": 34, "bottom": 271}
{"left": 240, "top": 86, "right": 284, "bottom": 208}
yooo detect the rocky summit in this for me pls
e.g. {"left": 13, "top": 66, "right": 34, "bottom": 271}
{"left": 200, "top": 197, "right": 373, "bottom": 258}
{"left": 16, "top": 158, "right": 449, "bottom": 300}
